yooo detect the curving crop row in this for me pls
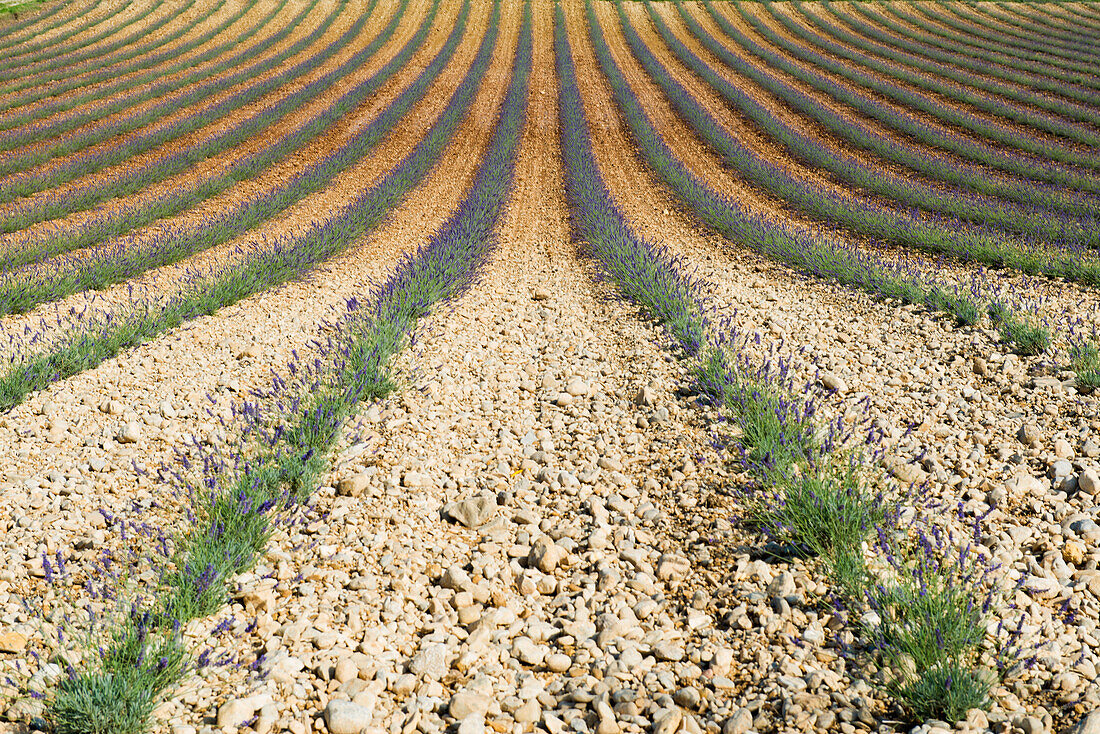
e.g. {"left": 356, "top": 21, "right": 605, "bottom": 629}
{"left": 0, "top": 0, "right": 305, "bottom": 147}
{"left": 852, "top": 2, "right": 1100, "bottom": 105}
{"left": 698, "top": 3, "right": 1100, "bottom": 219}
{"left": 621, "top": 2, "right": 1100, "bottom": 287}
{"left": 733, "top": 5, "right": 1100, "bottom": 201}
{"left": 0, "top": 0, "right": 88, "bottom": 51}
{"left": 0, "top": 0, "right": 112, "bottom": 58}
{"left": 801, "top": 3, "right": 1100, "bottom": 152}
{"left": 0, "top": 0, "right": 349, "bottom": 197}
{"left": 0, "top": 0, "right": 364, "bottom": 238}
{"left": 0, "top": 0, "right": 181, "bottom": 89}
{"left": 757, "top": 3, "right": 1100, "bottom": 177}
{"left": 0, "top": 0, "right": 264, "bottom": 128}
{"left": 661, "top": 4, "right": 1100, "bottom": 246}
{"left": 885, "top": 2, "right": 1100, "bottom": 77}
{"left": 923, "top": 2, "right": 1100, "bottom": 64}
{"left": 982, "top": 2, "right": 1100, "bottom": 52}
{"left": 0, "top": 0, "right": 470, "bottom": 316}
{"left": 871, "top": 2, "right": 1100, "bottom": 100}
{"left": 1034, "top": 3, "right": 1100, "bottom": 34}
{"left": 589, "top": 0, "right": 1002, "bottom": 334}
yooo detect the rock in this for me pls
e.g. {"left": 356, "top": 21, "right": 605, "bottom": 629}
{"left": 533, "top": 287, "right": 552, "bottom": 301}
{"left": 117, "top": 422, "right": 141, "bottom": 443}
{"left": 528, "top": 538, "right": 567, "bottom": 573}
{"left": 636, "top": 386, "right": 658, "bottom": 407}
{"left": 443, "top": 494, "right": 497, "bottom": 528}
{"left": 441, "top": 565, "right": 472, "bottom": 592}
{"left": 767, "top": 571, "right": 796, "bottom": 600}
{"left": 390, "top": 673, "right": 417, "bottom": 697}
{"left": 335, "top": 657, "right": 359, "bottom": 684}
{"left": 458, "top": 718, "right": 485, "bottom": 734}
{"left": 673, "top": 687, "right": 700, "bottom": 709}
{"left": 1069, "top": 711, "right": 1100, "bottom": 734}
{"left": 1017, "top": 423, "right": 1041, "bottom": 447}
{"left": 217, "top": 694, "right": 273, "bottom": 729}
{"left": 1016, "top": 716, "right": 1044, "bottom": 734}
{"left": 325, "top": 699, "right": 375, "bottom": 734}
{"left": 511, "top": 636, "right": 545, "bottom": 666}
{"left": 514, "top": 698, "right": 541, "bottom": 724}
{"left": 653, "top": 642, "right": 683, "bottom": 662}
{"left": 449, "top": 691, "right": 491, "bottom": 720}
{"left": 1005, "top": 472, "right": 1045, "bottom": 498}
{"left": 652, "top": 708, "right": 682, "bottom": 734}
{"left": 723, "top": 709, "right": 753, "bottom": 734}
{"left": 821, "top": 372, "right": 846, "bottom": 393}
{"left": 409, "top": 643, "right": 448, "bottom": 679}
{"left": 655, "top": 554, "right": 690, "bottom": 583}
{"left": 1080, "top": 469, "right": 1100, "bottom": 495}
{"left": 546, "top": 653, "right": 571, "bottom": 672}
{"left": 1055, "top": 439, "right": 1075, "bottom": 459}
{"left": 338, "top": 474, "right": 370, "bottom": 497}
{"left": 0, "top": 631, "right": 27, "bottom": 653}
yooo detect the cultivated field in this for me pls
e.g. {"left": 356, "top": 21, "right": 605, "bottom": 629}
{"left": 0, "top": 0, "right": 1098, "bottom": 733}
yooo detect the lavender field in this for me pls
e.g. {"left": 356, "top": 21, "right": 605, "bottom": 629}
{"left": 0, "top": 0, "right": 1097, "bottom": 733}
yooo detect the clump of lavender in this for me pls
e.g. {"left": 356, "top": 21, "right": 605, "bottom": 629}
{"left": 1068, "top": 321, "right": 1100, "bottom": 393}
{"left": 854, "top": 513, "right": 1027, "bottom": 721}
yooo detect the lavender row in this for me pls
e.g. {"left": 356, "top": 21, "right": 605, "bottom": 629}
{"left": 1028, "top": 3, "right": 1100, "bottom": 35}
{"left": 0, "top": 0, "right": 355, "bottom": 240}
{"left": 916, "top": 1, "right": 1100, "bottom": 67}
{"left": 29, "top": 7, "right": 527, "bottom": 730}
{"left": 984, "top": 2, "right": 1100, "bottom": 51}
{"left": 0, "top": 0, "right": 476, "bottom": 409}
{"left": 0, "top": 0, "right": 114, "bottom": 60}
{"left": 666, "top": 5, "right": 1100, "bottom": 244}
{"left": 884, "top": 1, "right": 1100, "bottom": 76}
{"left": 757, "top": 3, "right": 1100, "bottom": 186}
{"left": 0, "top": 0, "right": 348, "bottom": 200}
{"left": 872, "top": 2, "right": 1100, "bottom": 99}
{"left": 0, "top": 0, "right": 454, "bottom": 304}
{"left": 798, "top": 3, "right": 1100, "bottom": 153}
{"left": 0, "top": 0, "right": 268, "bottom": 132}
{"left": 0, "top": 0, "right": 91, "bottom": 52}
{"left": 563, "top": 4, "right": 1027, "bottom": 721}
{"left": 844, "top": 2, "right": 1100, "bottom": 110}
{"left": 630, "top": 3, "right": 1100, "bottom": 289}
{"left": 0, "top": 0, "right": 314, "bottom": 156}
{"left": 0, "top": 0, "right": 186, "bottom": 91}
{"left": 595, "top": 0, "right": 1045, "bottom": 348}
{"left": 705, "top": 3, "right": 1100, "bottom": 218}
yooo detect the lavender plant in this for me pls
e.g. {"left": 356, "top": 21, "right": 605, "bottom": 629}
{"left": 857, "top": 520, "right": 1025, "bottom": 721}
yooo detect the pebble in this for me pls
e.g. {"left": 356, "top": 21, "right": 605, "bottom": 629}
{"left": 324, "top": 699, "right": 375, "bottom": 734}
